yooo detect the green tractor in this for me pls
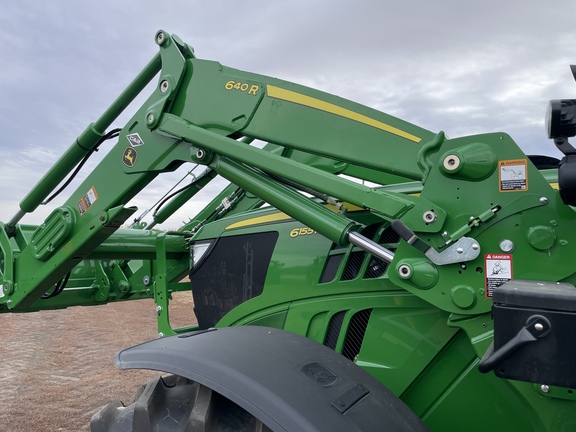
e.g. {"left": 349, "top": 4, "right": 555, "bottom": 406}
{"left": 2, "top": 31, "right": 575, "bottom": 431}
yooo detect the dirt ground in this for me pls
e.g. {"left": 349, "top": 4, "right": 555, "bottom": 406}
{"left": 0, "top": 292, "right": 197, "bottom": 431}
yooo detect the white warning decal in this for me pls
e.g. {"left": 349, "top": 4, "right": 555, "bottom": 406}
{"left": 485, "top": 253, "right": 513, "bottom": 298}
{"left": 499, "top": 159, "right": 527, "bottom": 192}
{"left": 126, "top": 133, "right": 145, "bottom": 147}
{"left": 77, "top": 186, "right": 99, "bottom": 215}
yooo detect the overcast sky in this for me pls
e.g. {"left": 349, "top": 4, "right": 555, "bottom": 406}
{"left": 2, "top": 1, "right": 576, "bottom": 229}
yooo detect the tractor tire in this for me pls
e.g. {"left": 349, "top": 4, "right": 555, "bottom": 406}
{"left": 90, "top": 374, "right": 272, "bottom": 432}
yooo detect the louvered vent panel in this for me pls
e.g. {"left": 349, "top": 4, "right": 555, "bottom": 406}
{"left": 342, "top": 309, "right": 373, "bottom": 361}
{"left": 319, "top": 254, "right": 343, "bottom": 283}
{"left": 360, "top": 223, "right": 381, "bottom": 241}
{"left": 364, "top": 256, "right": 388, "bottom": 279}
{"left": 379, "top": 226, "right": 400, "bottom": 245}
{"left": 324, "top": 311, "right": 345, "bottom": 350}
{"left": 341, "top": 251, "right": 366, "bottom": 281}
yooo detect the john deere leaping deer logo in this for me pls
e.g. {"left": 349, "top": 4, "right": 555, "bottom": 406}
{"left": 122, "top": 147, "right": 138, "bottom": 167}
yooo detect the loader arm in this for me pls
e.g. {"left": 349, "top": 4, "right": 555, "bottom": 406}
{"left": 0, "top": 30, "right": 437, "bottom": 312}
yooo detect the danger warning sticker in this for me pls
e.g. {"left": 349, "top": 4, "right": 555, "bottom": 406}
{"left": 485, "top": 253, "right": 513, "bottom": 298}
{"left": 77, "top": 186, "right": 98, "bottom": 215}
{"left": 499, "top": 159, "right": 527, "bottom": 192}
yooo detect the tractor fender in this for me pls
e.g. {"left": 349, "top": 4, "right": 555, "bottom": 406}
{"left": 114, "top": 326, "right": 428, "bottom": 432}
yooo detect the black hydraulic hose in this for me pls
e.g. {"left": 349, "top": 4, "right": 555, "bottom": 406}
{"left": 41, "top": 272, "right": 71, "bottom": 299}
{"left": 152, "top": 182, "right": 196, "bottom": 218}
{"left": 188, "top": 188, "right": 244, "bottom": 233}
{"left": 267, "top": 172, "right": 331, "bottom": 202}
{"left": 41, "top": 128, "right": 122, "bottom": 205}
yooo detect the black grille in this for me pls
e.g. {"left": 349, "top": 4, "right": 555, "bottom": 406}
{"left": 364, "top": 256, "right": 388, "bottom": 279}
{"left": 360, "top": 223, "right": 381, "bottom": 240}
{"left": 324, "top": 311, "right": 345, "bottom": 350}
{"left": 320, "top": 254, "right": 343, "bottom": 283}
{"left": 341, "top": 251, "right": 366, "bottom": 281}
{"left": 342, "top": 309, "right": 373, "bottom": 361}
{"left": 379, "top": 226, "right": 400, "bottom": 245}
{"left": 190, "top": 232, "right": 278, "bottom": 329}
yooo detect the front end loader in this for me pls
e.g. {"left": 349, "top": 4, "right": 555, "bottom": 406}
{"left": 1, "top": 31, "right": 575, "bottom": 431}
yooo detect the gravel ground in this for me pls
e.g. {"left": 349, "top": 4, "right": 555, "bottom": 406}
{"left": 0, "top": 292, "right": 197, "bottom": 431}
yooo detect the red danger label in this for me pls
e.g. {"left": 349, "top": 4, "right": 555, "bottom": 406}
{"left": 484, "top": 253, "right": 513, "bottom": 298}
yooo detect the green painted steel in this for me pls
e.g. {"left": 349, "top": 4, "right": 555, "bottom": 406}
{"left": 1, "top": 31, "right": 575, "bottom": 430}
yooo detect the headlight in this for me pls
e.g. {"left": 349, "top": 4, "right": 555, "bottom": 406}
{"left": 546, "top": 99, "right": 576, "bottom": 139}
{"left": 190, "top": 240, "right": 214, "bottom": 272}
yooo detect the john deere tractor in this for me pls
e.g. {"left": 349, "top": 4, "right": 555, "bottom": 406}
{"left": 1, "top": 31, "right": 575, "bottom": 431}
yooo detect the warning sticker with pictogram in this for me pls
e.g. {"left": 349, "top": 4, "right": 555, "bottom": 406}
{"left": 499, "top": 159, "right": 527, "bottom": 192}
{"left": 485, "top": 253, "right": 513, "bottom": 298}
{"left": 76, "top": 186, "right": 98, "bottom": 215}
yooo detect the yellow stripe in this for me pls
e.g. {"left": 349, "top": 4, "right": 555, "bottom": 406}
{"left": 226, "top": 212, "right": 292, "bottom": 230}
{"left": 266, "top": 85, "right": 421, "bottom": 143}
{"left": 324, "top": 202, "right": 364, "bottom": 212}
{"left": 226, "top": 202, "right": 365, "bottom": 230}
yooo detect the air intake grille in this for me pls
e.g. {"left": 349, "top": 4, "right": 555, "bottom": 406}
{"left": 320, "top": 255, "right": 343, "bottom": 283}
{"left": 341, "top": 251, "right": 366, "bottom": 281}
{"left": 190, "top": 231, "right": 278, "bottom": 329}
{"left": 342, "top": 309, "right": 373, "bottom": 361}
{"left": 379, "top": 226, "right": 400, "bottom": 245}
{"left": 324, "top": 311, "right": 345, "bottom": 350}
{"left": 360, "top": 223, "right": 380, "bottom": 241}
{"left": 364, "top": 256, "right": 388, "bottom": 279}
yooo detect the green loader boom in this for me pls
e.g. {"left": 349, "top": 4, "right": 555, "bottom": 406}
{"left": 1, "top": 31, "right": 576, "bottom": 431}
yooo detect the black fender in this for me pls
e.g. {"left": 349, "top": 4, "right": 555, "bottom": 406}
{"left": 115, "top": 326, "right": 429, "bottom": 432}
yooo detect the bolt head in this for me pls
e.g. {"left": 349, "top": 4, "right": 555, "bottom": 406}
{"left": 499, "top": 239, "right": 514, "bottom": 253}
{"left": 398, "top": 264, "right": 412, "bottom": 279}
{"left": 147, "top": 113, "right": 155, "bottom": 124}
{"left": 422, "top": 211, "right": 437, "bottom": 224}
{"left": 534, "top": 323, "right": 544, "bottom": 331}
{"left": 155, "top": 306, "right": 162, "bottom": 314}
{"left": 160, "top": 80, "right": 169, "bottom": 93}
{"left": 540, "top": 384, "right": 550, "bottom": 393}
{"left": 156, "top": 32, "right": 166, "bottom": 46}
{"left": 540, "top": 197, "right": 549, "bottom": 205}
{"left": 443, "top": 154, "right": 461, "bottom": 171}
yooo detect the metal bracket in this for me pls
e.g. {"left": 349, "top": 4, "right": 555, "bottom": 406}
{"left": 391, "top": 219, "right": 480, "bottom": 265}
{"left": 426, "top": 237, "right": 480, "bottom": 265}
{"left": 93, "top": 261, "right": 111, "bottom": 302}
{"left": 0, "top": 222, "right": 19, "bottom": 304}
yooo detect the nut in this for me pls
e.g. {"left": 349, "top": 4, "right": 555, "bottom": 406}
{"left": 423, "top": 211, "right": 437, "bottom": 224}
{"left": 443, "top": 154, "right": 461, "bottom": 171}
